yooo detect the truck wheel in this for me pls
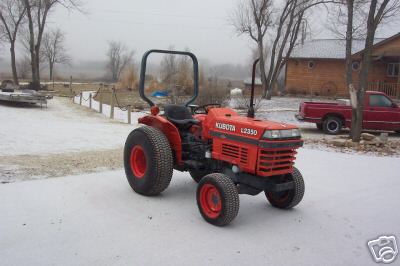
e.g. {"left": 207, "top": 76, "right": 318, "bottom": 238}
{"left": 197, "top": 173, "right": 239, "bottom": 226}
{"left": 265, "top": 167, "right": 305, "bottom": 209}
{"left": 316, "top": 123, "right": 323, "bottom": 130}
{"left": 323, "top": 116, "right": 342, "bottom": 134}
{"left": 189, "top": 169, "right": 212, "bottom": 183}
{"left": 124, "top": 126, "right": 173, "bottom": 196}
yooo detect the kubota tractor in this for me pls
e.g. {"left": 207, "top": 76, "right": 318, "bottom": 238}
{"left": 124, "top": 50, "right": 304, "bottom": 226}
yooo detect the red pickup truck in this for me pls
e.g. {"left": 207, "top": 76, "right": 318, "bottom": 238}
{"left": 296, "top": 91, "right": 400, "bottom": 134}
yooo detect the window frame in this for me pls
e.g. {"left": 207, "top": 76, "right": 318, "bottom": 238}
{"left": 352, "top": 61, "right": 360, "bottom": 71}
{"left": 387, "top": 63, "right": 400, "bottom": 77}
{"left": 369, "top": 94, "right": 393, "bottom": 108}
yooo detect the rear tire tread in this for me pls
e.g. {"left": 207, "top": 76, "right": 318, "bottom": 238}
{"left": 124, "top": 126, "right": 173, "bottom": 196}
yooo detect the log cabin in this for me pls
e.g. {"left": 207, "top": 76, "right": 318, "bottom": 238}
{"left": 285, "top": 32, "right": 400, "bottom": 99}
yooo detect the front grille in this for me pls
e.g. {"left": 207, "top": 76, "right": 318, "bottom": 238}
{"left": 257, "top": 149, "right": 297, "bottom": 176}
{"left": 222, "top": 144, "right": 248, "bottom": 164}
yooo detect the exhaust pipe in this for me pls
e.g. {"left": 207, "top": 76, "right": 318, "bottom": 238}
{"left": 247, "top": 58, "right": 260, "bottom": 118}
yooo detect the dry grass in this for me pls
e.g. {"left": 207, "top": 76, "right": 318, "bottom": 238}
{"left": 48, "top": 83, "right": 111, "bottom": 97}
{"left": 93, "top": 89, "right": 147, "bottom": 110}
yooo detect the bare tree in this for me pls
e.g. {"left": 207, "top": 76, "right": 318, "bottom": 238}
{"left": 160, "top": 46, "right": 178, "bottom": 90}
{"left": 22, "top": 0, "right": 82, "bottom": 90}
{"left": 119, "top": 63, "right": 138, "bottom": 89}
{"left": 0, "top": 0, "right": 26, "bottom": 85}
{"left": 105, "top": 41, "right": 134, "bottom": 82}
{"left": 41, "top": 28, "right": 70, "bottom": 81}
{"left": 232, "top": 0, "right": 334, "bottom": 99}
{"left": 17, "top": 55, "right": 31, "bottom": 79}
{"left": 343, "top": 0, "right": 400, "bottom": 142}
{"left": 176, "top": 48, "right": 193, "bottom": 94}
{"left": 231, "top": 0, "right": 272, "bottom": 99}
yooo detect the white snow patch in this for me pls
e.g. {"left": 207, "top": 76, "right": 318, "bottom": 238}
{"left": 0, "top": 97, "right": 135, "bottom": 156}
{"left": 0, "top": 149, "right": 399, "bottom": 265}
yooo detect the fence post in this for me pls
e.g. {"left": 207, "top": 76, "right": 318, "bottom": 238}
{"left": 99, "top": 89, "right": 103, "bottom": 113}
{"left": 79, "top": 92, "right": 82, "bottom": 105}
{"left": 89, "top": 93, "right": 92, "bottom": 109}
{"left": 127, "top": 105, "right": 132, "bottom": 124}
{"left": 110, "top": 88, "right": 115, "bottom": 119}
{"left": 69, "top": 76, "right": 73, "bottom": 95}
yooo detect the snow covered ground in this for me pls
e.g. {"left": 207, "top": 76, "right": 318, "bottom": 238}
{"left": 0, "top": 97, "right": 134, "bottom": 156}
{"left": 1, "top": 149, "right": 399, "bottom": 266}
{"left": 1, "top": 94, "right": 400, "bottom": 265}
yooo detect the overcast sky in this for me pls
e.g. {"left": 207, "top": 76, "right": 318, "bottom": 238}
{"left": 48, "top": 0, "right": 250, "bottom": 65}
{"left": 13, "top": 0, "right": 400, "bottom": 66}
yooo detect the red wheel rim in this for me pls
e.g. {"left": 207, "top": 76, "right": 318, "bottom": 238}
{"left": 130, "top": 145, "right": 147, "bottom": 178}
{"left": 199, "top": 184, "right": 222, "bottom": 218}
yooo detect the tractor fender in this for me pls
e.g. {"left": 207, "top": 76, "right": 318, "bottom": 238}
{"left": 138, "top": 115, "right": 183, "bottom": 165}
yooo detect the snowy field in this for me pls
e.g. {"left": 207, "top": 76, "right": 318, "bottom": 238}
{"left": 0, "top": 97, "right": 138, "bottom": 183}
{"left": 0, "top": 97, "right": 134, "bottom": 156}
{"left": 1, "top": 95, "right": 400, "bottom": 265}
{"left": 1, "top": 149, "right": 399, "bottom": 266}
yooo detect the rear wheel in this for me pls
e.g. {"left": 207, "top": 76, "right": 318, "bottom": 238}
{"left": 197, "top": 173, "right": 239, "bottom": 226}
{"left": 265, "top": 167, "right": 305, "bottom": 209}
{"left": 323, "top": 116, "right": 342, "bottom": 135}
{"left": 124, "top": 126, "right": 173, "bottom": 196}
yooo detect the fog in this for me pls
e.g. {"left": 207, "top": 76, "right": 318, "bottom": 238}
{"left": 1, "top": 0, "right": 399, "bottom": 80}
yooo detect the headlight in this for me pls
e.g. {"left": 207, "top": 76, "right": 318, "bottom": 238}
{"left": 263, "top": 129, "right": 301, "bottom": 139}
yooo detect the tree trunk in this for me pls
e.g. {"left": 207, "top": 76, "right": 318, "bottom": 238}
{"left": 258, "top": 41, "right": 268, "bottom": 99}
{"left": 49, "top": 61, "right": 54, "bottom": 81}
{"left": 351, "top": 0, "right": 378, "bottom": 142}
{"left": 31, "top": 46, "right": 41, "bottom": 90}
{"left": 345, "top": 0, "right": 357, "bottom": 138}
{"left": 10, "top": 42, "right": 19, "bottom": 85}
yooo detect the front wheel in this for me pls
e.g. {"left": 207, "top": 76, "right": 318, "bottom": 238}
{"left": 124, "top": 126, "right": 173, "bottom": 196}
{"left": 196, "top": 173, "right": 239, "bottom": 226}
{"left": 265, "top": 167, "right": 305, "bottom": 209}
{"left": 323, "top": 116, "right": 342, "bottom": 135}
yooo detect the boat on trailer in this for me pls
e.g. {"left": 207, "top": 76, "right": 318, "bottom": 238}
{"left": 0, "top": 80, "right": 53, "bottom": 106}
{"left": 0, "top": 89, "right": 52, "bottom": 106}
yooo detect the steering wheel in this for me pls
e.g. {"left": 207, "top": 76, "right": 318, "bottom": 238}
{"left": 194, "top": 103, "right": 221, "bottom": 114}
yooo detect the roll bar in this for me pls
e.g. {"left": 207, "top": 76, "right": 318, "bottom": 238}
{"left": 138, "top": 49, "right": 199, "bottom": 107}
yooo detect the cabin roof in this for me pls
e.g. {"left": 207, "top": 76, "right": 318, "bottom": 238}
{"left": 289, "top": 36, "right": 398, "bottom": 59}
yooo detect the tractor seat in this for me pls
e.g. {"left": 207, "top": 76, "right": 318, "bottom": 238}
{"left": 164, "top": 104, "right": 199, "bottom": 128}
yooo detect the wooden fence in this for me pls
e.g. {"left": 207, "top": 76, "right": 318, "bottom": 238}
{"left": 73, "top": 90, "right": 146, "bottom": 125}
{"left": 368, "top": 82, "right": 400, "bottom": 99}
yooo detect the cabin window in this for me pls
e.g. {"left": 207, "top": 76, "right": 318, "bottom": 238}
{"left": 387, "top": 63, "right": 399, "bottom": 77}
{"left": 352, "top": 61, "right": 360, "bottom": 71}
{"left": 308, "top": 61, "right": 315, "bottom": 69}
{"left": 369, "top": 94, "right": 393, "bottom": 107}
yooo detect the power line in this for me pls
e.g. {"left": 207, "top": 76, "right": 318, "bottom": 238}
{"left": 90, "top": 8, "right": 226, "bottom": 21}
{"left": 51, "top": 16, "right": 230, "bottom": 31}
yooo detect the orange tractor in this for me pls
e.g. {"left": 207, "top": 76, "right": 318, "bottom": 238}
{"left": 124, "top": 50, "right": 304, "bottom": 226}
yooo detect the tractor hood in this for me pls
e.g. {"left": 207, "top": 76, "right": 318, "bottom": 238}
{"left": 203, "top": 108, "right": 300, "bottom": 141}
